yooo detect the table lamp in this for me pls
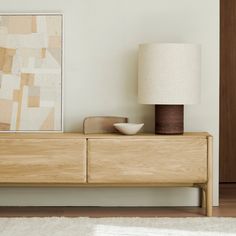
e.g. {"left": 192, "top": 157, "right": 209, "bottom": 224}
{"left": 138, "top": 43, "right": 201, "bottom": 134}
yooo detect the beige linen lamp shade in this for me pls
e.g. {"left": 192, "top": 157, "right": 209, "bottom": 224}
{"left": 138, "top": 43, "right": 201, "bottom": 134}
{"left": 138, "top": 43, "right": 201, "bottom": 104}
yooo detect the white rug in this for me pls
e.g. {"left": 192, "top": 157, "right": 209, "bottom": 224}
{"left": 0, "top": 217, "right": 236, "bottom": 236}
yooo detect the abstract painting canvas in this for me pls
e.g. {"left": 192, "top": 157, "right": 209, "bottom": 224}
{"left": 0, "top": 14, "right": 62, "bottom": 131}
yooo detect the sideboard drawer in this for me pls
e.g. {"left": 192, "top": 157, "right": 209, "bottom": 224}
{"left": 88, "top": 138, "right": 207, "bottom": 184}
{"left": 0, "top": 139, "right": 86, "bottom": 184}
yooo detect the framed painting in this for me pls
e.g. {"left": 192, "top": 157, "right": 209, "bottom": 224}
{"left": 0, "top": 13, "right": 63, "bottom": 132}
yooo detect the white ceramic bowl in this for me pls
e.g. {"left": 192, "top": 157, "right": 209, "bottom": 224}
{"left": 113, "top": 123, "right": 144, "bottom": 135}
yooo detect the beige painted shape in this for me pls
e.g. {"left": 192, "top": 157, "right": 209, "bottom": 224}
{"left": 0, "top": 123, "right": 10, "bottom": 130}
{"left": 0, "top": 99, "right": 13, "bottom": 124}
{"left": 46, "top": 16, "right": 62, "bottom": 36}
{"left": 0, "top": 27, "right": 8, "bottom": 48}
{"left": 28, "top": 96, "right": 40, "bottom": 107}
{"left": 19, "top": 85, "right": 52, "bottom": 131}
{"left": 0, "top": 16, "right": 9, "bottom": 27}
{"left": 16, "top": 75, "right": 35, "bottom": 130}
{"left": 6, "top": 48, "right": 16, "bottom": 56}
{"left": 40, "top": 109, "right": 54, "bottom": 130}
{"left": 47, "top": 48, "right": 61, "bottom": 65}
{"left": 40, "top": 50, "right": 61, "bottom": 69}
{"left": 13, "top": 90, "right": 20, "bottom": 102}
{"left": 7, "top": 16, "right": 34, "bottom": 34}
{"left": 32, "top": 16, "right": 37, "bottom": 33}
{"left": 49, "top": 36, "right": 61, "bottom": 49}
{"left": 41, "top": 48, "right": 46, "bottom": 58}
{"left": 17, "top": 48, "right": 42, "bottom": 58}
{"left": 0, "top": 47, "right": 5, "bottom": 69}
{"left": 20, "top": 68, "right": 61, "bottom": 74}
{"left": 28, "top": 86, "right": 40, "bottom": 97}
{"left": 15, "top": 85, "right": 23, "bottom": 131}
{"left": 0, "top": 48, "right": 16, "bottom": 74}
{"left": 2, "top": 55, "right": 13, "bottom": 74}
{"left": 21, "top": 73, "right": 35, "bottom": 86}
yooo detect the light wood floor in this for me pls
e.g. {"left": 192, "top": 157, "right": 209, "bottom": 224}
{"left": 0, "top": 184, "right": 235, "bottom": 217}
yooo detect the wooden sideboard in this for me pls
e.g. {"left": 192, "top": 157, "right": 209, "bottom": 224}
{"left": 0, "top": 132, "right": 213, "bottom": 216}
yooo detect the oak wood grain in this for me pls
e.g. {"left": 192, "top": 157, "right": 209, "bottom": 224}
{"left": 0, "top": 139, "right": 86, "bottom": 183}
{"left": 206, "top": 136, "right": 213, "bottom": 216}
{"left": 0, "top": 183, "right": 199, "bottom": 187}
{"left": 88, "top": 138, "right": 208, "bottom": 184}
{"left": 0, "top": 132, "right": 210, "bottom": 139}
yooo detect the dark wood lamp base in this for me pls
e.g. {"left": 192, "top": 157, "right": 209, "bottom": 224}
{"left": 155, "top": 105, "right": 184, "bottom": 134}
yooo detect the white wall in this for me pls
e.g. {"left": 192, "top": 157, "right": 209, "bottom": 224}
{"left": 0, "top": 0, "right": 219, "bottom": 206}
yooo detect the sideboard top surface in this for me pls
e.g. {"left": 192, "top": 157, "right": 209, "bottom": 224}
{"left": 0, "top": 132, "right": 211, "bottom": 139}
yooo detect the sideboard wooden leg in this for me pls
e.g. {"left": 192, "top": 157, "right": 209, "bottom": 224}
{"left": 206, "top": 182, "right": 213, "bottom": 216}
{"left": 201, "top": 187, "right": 206, "bottom": 208}
{"left": 206, "top": 136, "right": 213, "bottom": 216}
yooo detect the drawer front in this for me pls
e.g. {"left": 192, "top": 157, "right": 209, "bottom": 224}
{"left": 88, "top": 138, "right": 207, "bottom": 184}
{"left": 0, "top": 139, "right": 86, "bottom": 184}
